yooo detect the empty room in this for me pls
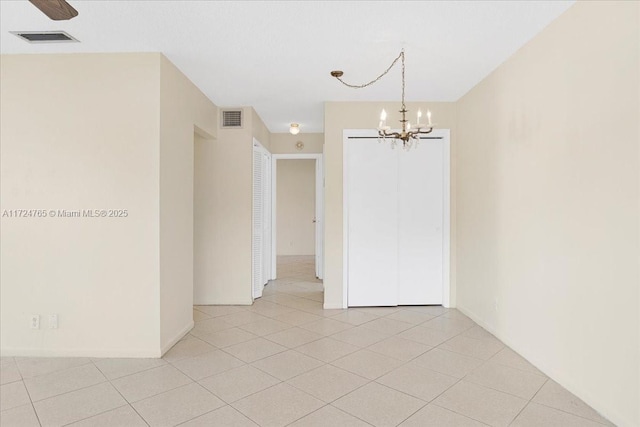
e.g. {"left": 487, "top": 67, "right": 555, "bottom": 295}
{"left": 0, "top": 1, "right": 638, "bottom": 426}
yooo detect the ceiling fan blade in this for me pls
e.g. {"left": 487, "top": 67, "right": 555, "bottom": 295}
{"left": 28, "top": 0, "right": 78, "bottom": 21}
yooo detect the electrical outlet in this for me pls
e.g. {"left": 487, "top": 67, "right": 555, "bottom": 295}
{"left": 48, "top": 314, "right": 58, "bottom": 329}
{"left": 30, "top": 315, "right": 40, "bottom": 329}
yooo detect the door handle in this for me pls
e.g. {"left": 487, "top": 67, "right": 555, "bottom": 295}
{"left": 313, "top": 219, "right": 317, "bottom": 223}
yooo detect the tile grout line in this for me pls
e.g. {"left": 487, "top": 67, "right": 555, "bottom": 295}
{"left": 214, "top": 340, "right": 289, "bottom": 366}
{"left": 93, "top": 361, "right": 169, "bottom": 383}
{"left": 194, "top": 367, "right": 281, "bottom": 406}
{"left": 403, "top": 366, "right": 472, "bottom": 423}
{"left": 29, "top": 400, "right": 44, "bottom": 427}
{"left": 225, "top": 382, "right": 287, "bottom": 426}
{"left": 394, "top": 398, "right": 430, "bottom": 426}
{"left": 282, "top": 402, "right": 375, "bottom": 427}
{"left": 111, "top": 373, "right": 194, "bottom": 406}
{"left": 25, "top": 378, "right": 110, "bottom": 405}
{"left": 101, "top": 365, "right": 153, "bottom": 427}
{"left": 531, "top": 397, "right": 614, "bottom": 426}
{"left": 13, "top": 359, "right": 93, "bottom": 381}
{"left": 58, "top": 403, "right": 135, "bottom": 427}
{"left": 284, "top": 359, "right": 371, "bottom": 395}
{"left": 215, "top": 378, "right": 284, "bottom": 407}
{"left": 18, "top": 381, "right": 44, "bottom": 427}
{"left": 507, "top": 377, "right": 550, "bottom": 426}
{"left": 483, "top": 349, "right": 548, "bottom": 376}
{"left": 430, "top": 401, "right": 491, "bottom": 426}
{"left": 20, "top": 362, "right": 117, "bottom": 427}
{"left": 172, "top": 403, "right": 256, "bottom": 427}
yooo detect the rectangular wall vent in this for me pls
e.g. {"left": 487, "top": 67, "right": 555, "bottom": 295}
{"left": 221, "top": 109, "right": 243, "bottom": 128}
{"left": 11, "top": 31, "right": 79, "bottom": 43}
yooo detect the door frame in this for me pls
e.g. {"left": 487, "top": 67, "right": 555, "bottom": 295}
{"left": 342, "top": 129, "right": 451, "bottom": 308}
{"left": 271, "top": 153, "right": 324, "bottom": 280}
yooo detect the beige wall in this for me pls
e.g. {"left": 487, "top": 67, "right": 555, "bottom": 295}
{"left": 194, "top": 117, "right": 252, "bottom": 305}
{"left": 270, "top": 133, "right": 324, "bottom": 154}
{"left": 193, "top": 107, "right": 271, "bottom": 305}
{"left": 0, "top": 53, "right": 218, "bottom": 357}
{"left": 455, "top": 2, "right": 639, "bottom": 426}
{"left": 194, "top": 133, "right": 217, "bottom": 306}
{"left": 159, "top": 56, "right": 217, "bottom": 353}
{"left": 0, "top": 53, "right": 162, "bottom": 357}
{"left": 324, "top": 102, "right": 457, "bottom": 308}
{"left": 252, "top": 109, "right": 271, "bottom": 151}
{"left": 276, "top": 160, "right": 316, "bottom": 256}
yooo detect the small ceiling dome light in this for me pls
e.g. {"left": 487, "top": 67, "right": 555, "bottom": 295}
{"left": 289, "top": 123, "right": 300, "bottom": 135}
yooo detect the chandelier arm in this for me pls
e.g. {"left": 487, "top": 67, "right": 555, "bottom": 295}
{"left": 378, "top": 130, "right": 402, "bottom": 139}
{"left": 333, "top": 50, "right": 404, "bottom": 89}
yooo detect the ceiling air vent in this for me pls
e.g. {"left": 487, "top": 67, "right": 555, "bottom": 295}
{"left": 221, "top": 109, "right": 243, "bottom": 128}
{"left": 11, "top": 31, "right": 79, "bottom": 44}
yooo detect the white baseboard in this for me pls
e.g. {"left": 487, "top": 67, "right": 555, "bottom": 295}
{"left": 1, "top": 322, "right": 195, "bottom": 359}
{"left": 323, "top": 303, "right": 345, "bottom": 310}
{"left": 193, "top": 299, "right": 253, "bottom": 306}
{"left": 160, "top": 321, "right": 194, "bottom": 357}
{"left": 0, "top": 347, "right": 162, "bottom": 358}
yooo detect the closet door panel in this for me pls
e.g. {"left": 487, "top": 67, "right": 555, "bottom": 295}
{"left": 398, "top": 140, "right": 444, "bottom": 305}
{"left": 347, "top": 139, "right": 398, "bottom": 306}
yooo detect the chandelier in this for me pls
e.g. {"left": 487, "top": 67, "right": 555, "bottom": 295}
{"left": 330, "top": 49, "right": 433, "bottom": 150}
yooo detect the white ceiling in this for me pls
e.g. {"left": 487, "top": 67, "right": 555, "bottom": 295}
{"left": 1, "top": 0, "right": 574, "bottom": 133}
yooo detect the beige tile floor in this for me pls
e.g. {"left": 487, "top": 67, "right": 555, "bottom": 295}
{"left": 0, "top": 256, "right": 614, "bottom": 427}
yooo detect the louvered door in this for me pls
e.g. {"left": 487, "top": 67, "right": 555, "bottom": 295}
{"left": 253, "top": 148, "right": 264, "bottom": 299}
{"left": 253, "top": 141, "right": 271, "bottom": 299}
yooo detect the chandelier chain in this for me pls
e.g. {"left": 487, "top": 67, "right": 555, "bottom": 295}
{"left": 333, "top": 50, "right": 405, "bottom": 90}
{"left": 401, "top": 50, "right": 405, "bottom": 110}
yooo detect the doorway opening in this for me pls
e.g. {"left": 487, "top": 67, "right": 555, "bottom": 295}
{"left": 270, "top": 154, "right": 324, "bottom": 298}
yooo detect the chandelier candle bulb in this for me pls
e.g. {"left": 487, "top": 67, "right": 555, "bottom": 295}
{"left": 417, "top": 109, "right": 422, "bottom": 126}
{"left": 380, "top": 109, "right": 387, "bottom": 121}
{"left": 427, "top": 110, "right": 432, "bottom": 126}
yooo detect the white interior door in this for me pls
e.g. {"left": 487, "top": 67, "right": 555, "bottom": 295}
{"left": 347, "top": 139, "right": 398, "bottom": 306}
{"left": 398, "top": 140, "right": 444, "bottom": 305}
{"left": 262, "top": 151, "right": 272, "bottom": 284}
{"left": 315, "top": 158, "right": 324, "bottom": 279}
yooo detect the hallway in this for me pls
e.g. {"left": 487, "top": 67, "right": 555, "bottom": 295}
{"left": 0, "top": 257, "right": 612, "bottom": 426}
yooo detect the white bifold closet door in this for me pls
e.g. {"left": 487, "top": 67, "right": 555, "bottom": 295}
{"left": 347, "top": 137, "right": 444, "bottom": 306}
